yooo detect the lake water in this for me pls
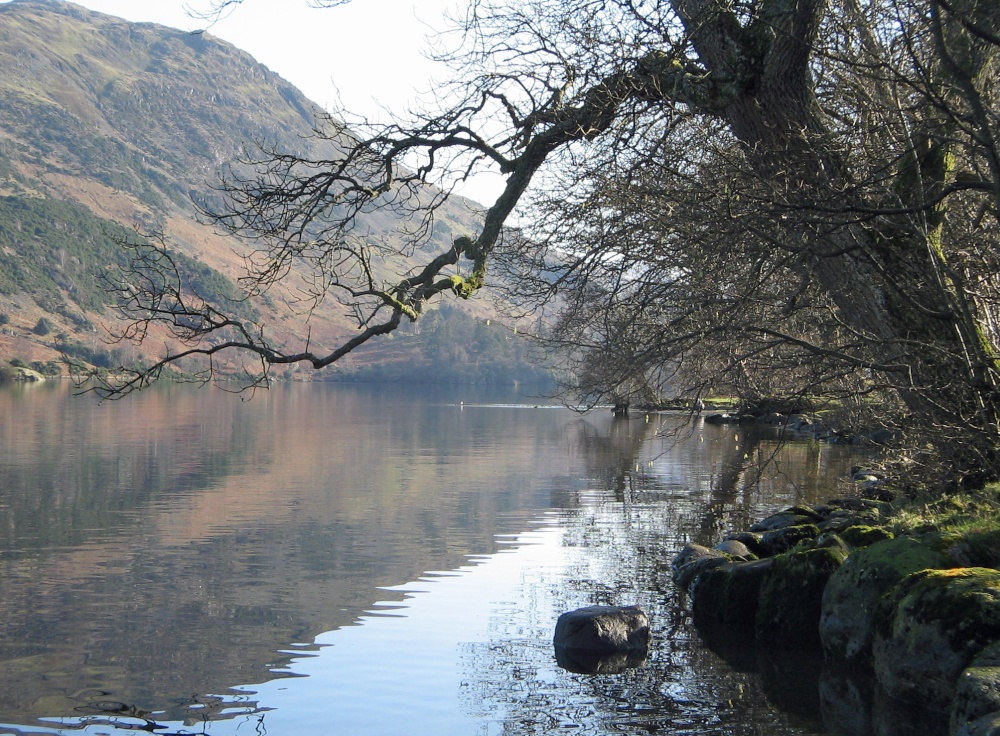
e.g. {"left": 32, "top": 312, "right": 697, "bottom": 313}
{"left": 0, "top": 381, "right": 866, "bottom": 735}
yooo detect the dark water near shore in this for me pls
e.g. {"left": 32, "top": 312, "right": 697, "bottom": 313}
{"left": 0, "top": 381, "right": 871, "bottom": 735}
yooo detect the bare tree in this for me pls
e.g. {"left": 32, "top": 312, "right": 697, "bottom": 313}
{"left": 184, "top": 0, "right": 350, "bottom": 25}
{"left": 93, "top": 0, "right": 1000, "bottom": 489}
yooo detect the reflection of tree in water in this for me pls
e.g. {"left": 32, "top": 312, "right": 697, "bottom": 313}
{"left": 455, "top": 415, "right": 838, "bottom": 735}
{"left": 455, "top": 504, "right": 829, "bottom": 734}
{"left": 566, "top": 412, "right": 857, "bottom": 544}
{"left": 60, "top": 691, "right": 268, "bottom": 734}
{"left": 691, "top": 425, "right": 766, "bottom": 543}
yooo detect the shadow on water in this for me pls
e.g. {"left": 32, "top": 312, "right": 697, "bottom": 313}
{"left": 690, "top": 623, "right": 952, "bottom": 736}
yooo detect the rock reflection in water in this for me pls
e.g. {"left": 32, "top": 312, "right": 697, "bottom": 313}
{"left": 554, "top": 646, "right": 650, "bottom": 675}
{"left": 818, "top": 666, "right": 950, "bottom": 736}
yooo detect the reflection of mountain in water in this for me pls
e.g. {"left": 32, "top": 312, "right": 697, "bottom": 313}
{"left": 0, "top": 383, "right": 580, "bottom": 724}
{"left": 0, "top": 385, "right": 864, "bottom": 731}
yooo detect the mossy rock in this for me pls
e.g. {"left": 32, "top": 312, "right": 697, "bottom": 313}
{"left": 952, "top": 641, "right": 1000, "bottom": 735}
{"left": 751, "top": 511, "right": 818, "bottom": 532}
{"left": 692, "top": 558, "right": 774, "bottom": 637}
{"left": 839, "top": 525, "right": 894, "bottom": 549}
{"left": 787, "top": 505, "right": 826, "bottom": 521}
{"left": 671, "top": 543, "right": 730, "bottom": 592}
{"left": 816, "top": 515, "right": 857, "bottom": 534}
{"left": 728, "top": 531, "right": 766, "bottom": 557}
{"left": 956, "top": 712, "right": 1000, "bottom": 736}
{"left": 755, "top": 546, "right": 848, "bottom": 651}
{"left": 759, "top": 523, "right": 821, "bottom": 556}
{"left": 819, "top": 533, "right": 952, "bottom": 665}
{"left": 811, "top": 532, "right": 853, "bottom": 556}
{"left": 873, "top": 567, "right": 1000, "bottom": 711}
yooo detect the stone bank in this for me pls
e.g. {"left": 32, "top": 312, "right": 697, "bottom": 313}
{"left": 671, "top": 494, "right": 1000, "bottom": 735}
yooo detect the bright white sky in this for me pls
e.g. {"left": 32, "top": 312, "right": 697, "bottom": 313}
{"left": 70, "top": 0, "right": 453, "bottom": 112}
{"left": 18, "top": 0, "right": 507, "bottom": 203}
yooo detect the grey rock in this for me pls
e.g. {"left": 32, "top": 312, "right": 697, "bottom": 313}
{"left": 553, "top": 605, "right": 650, "bottom": 657}
{"left": 820, "top": 534, "right": 949, "bottom": 664}
{"left": 674, "top": 555, "right": 730, "bottom": 592}
{"left": 750, "top": 512, "right": 817, "bottom": 532}
{"left": 714, "top": 539, "right": 756, "bottom": 560}
{"left": 671, "top": 542, "right": 723, "bottom": 571}
{"left": 953, "top": 642, "right": 1000, "bottom": 735}
{"left": 872, "top": 568, "right": 1000, "bottom": 711}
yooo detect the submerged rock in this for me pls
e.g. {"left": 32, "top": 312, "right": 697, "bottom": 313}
{"left": 554, "top": 645, "right": 648, "bottom": 674}
{"left": 873, "top": 568, "right": 1000, "bottom": 711}
{"left": 819, "top": 667, "right": 874, "bottom": 736}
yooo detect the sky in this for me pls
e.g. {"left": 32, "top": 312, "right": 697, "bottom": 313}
{"left": 16, "top": 0, "right": 506, "bottom": 204}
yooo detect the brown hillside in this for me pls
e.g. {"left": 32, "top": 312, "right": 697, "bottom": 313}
{"left": 0, "top": 0, "right": 537, "bottom": 382}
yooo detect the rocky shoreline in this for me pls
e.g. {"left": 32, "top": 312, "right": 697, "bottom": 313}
{"left": 671, "top": 481, "right": 1000, "bottom": 736}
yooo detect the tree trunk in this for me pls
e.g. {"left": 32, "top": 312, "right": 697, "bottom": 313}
{"left": 675, "top": 0, "right": 1000, "bottom": 485}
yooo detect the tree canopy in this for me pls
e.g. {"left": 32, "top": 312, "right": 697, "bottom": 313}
{"left": 96, "top": 0, "right": 1000, "bottom": 491}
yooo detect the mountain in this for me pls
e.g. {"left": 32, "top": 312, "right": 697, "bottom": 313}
{"left": 0, "top": 0, "right": 549, "bottom": 384}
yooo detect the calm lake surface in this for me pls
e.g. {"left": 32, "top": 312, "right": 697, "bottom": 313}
{"left": 0, "top": 381, "right": 867, "bottom": 735}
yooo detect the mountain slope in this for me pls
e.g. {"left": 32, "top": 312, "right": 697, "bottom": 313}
{"left": 0, "top": 0, "right": 545, "bottom": 383}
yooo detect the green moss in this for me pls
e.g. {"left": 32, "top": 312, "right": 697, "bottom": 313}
{"left": 840, "top": 525, "right": 894, "bottom": 549}
{"left": 878, "top": 568, "right": 1000, "bottom": 654}
{"left": 760, "top": 523, "right": 820, "bottom": 555}
{"left": 882, "top": 491, "right": 1000, "bottom": 567}
{"left": 889, "top": 492, "right": 1000, "bottom": 535}
{"left": 756, "top": 546, "right": 848, "bottom": 649}
{"left": 692, "top": 558, "right": 773, "bottom": 635}
{"left": 811, "top": 532, "right": 853, "bottom": 553}
{"left": 854, "top": 533, "right": 952, "bottom": 581}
